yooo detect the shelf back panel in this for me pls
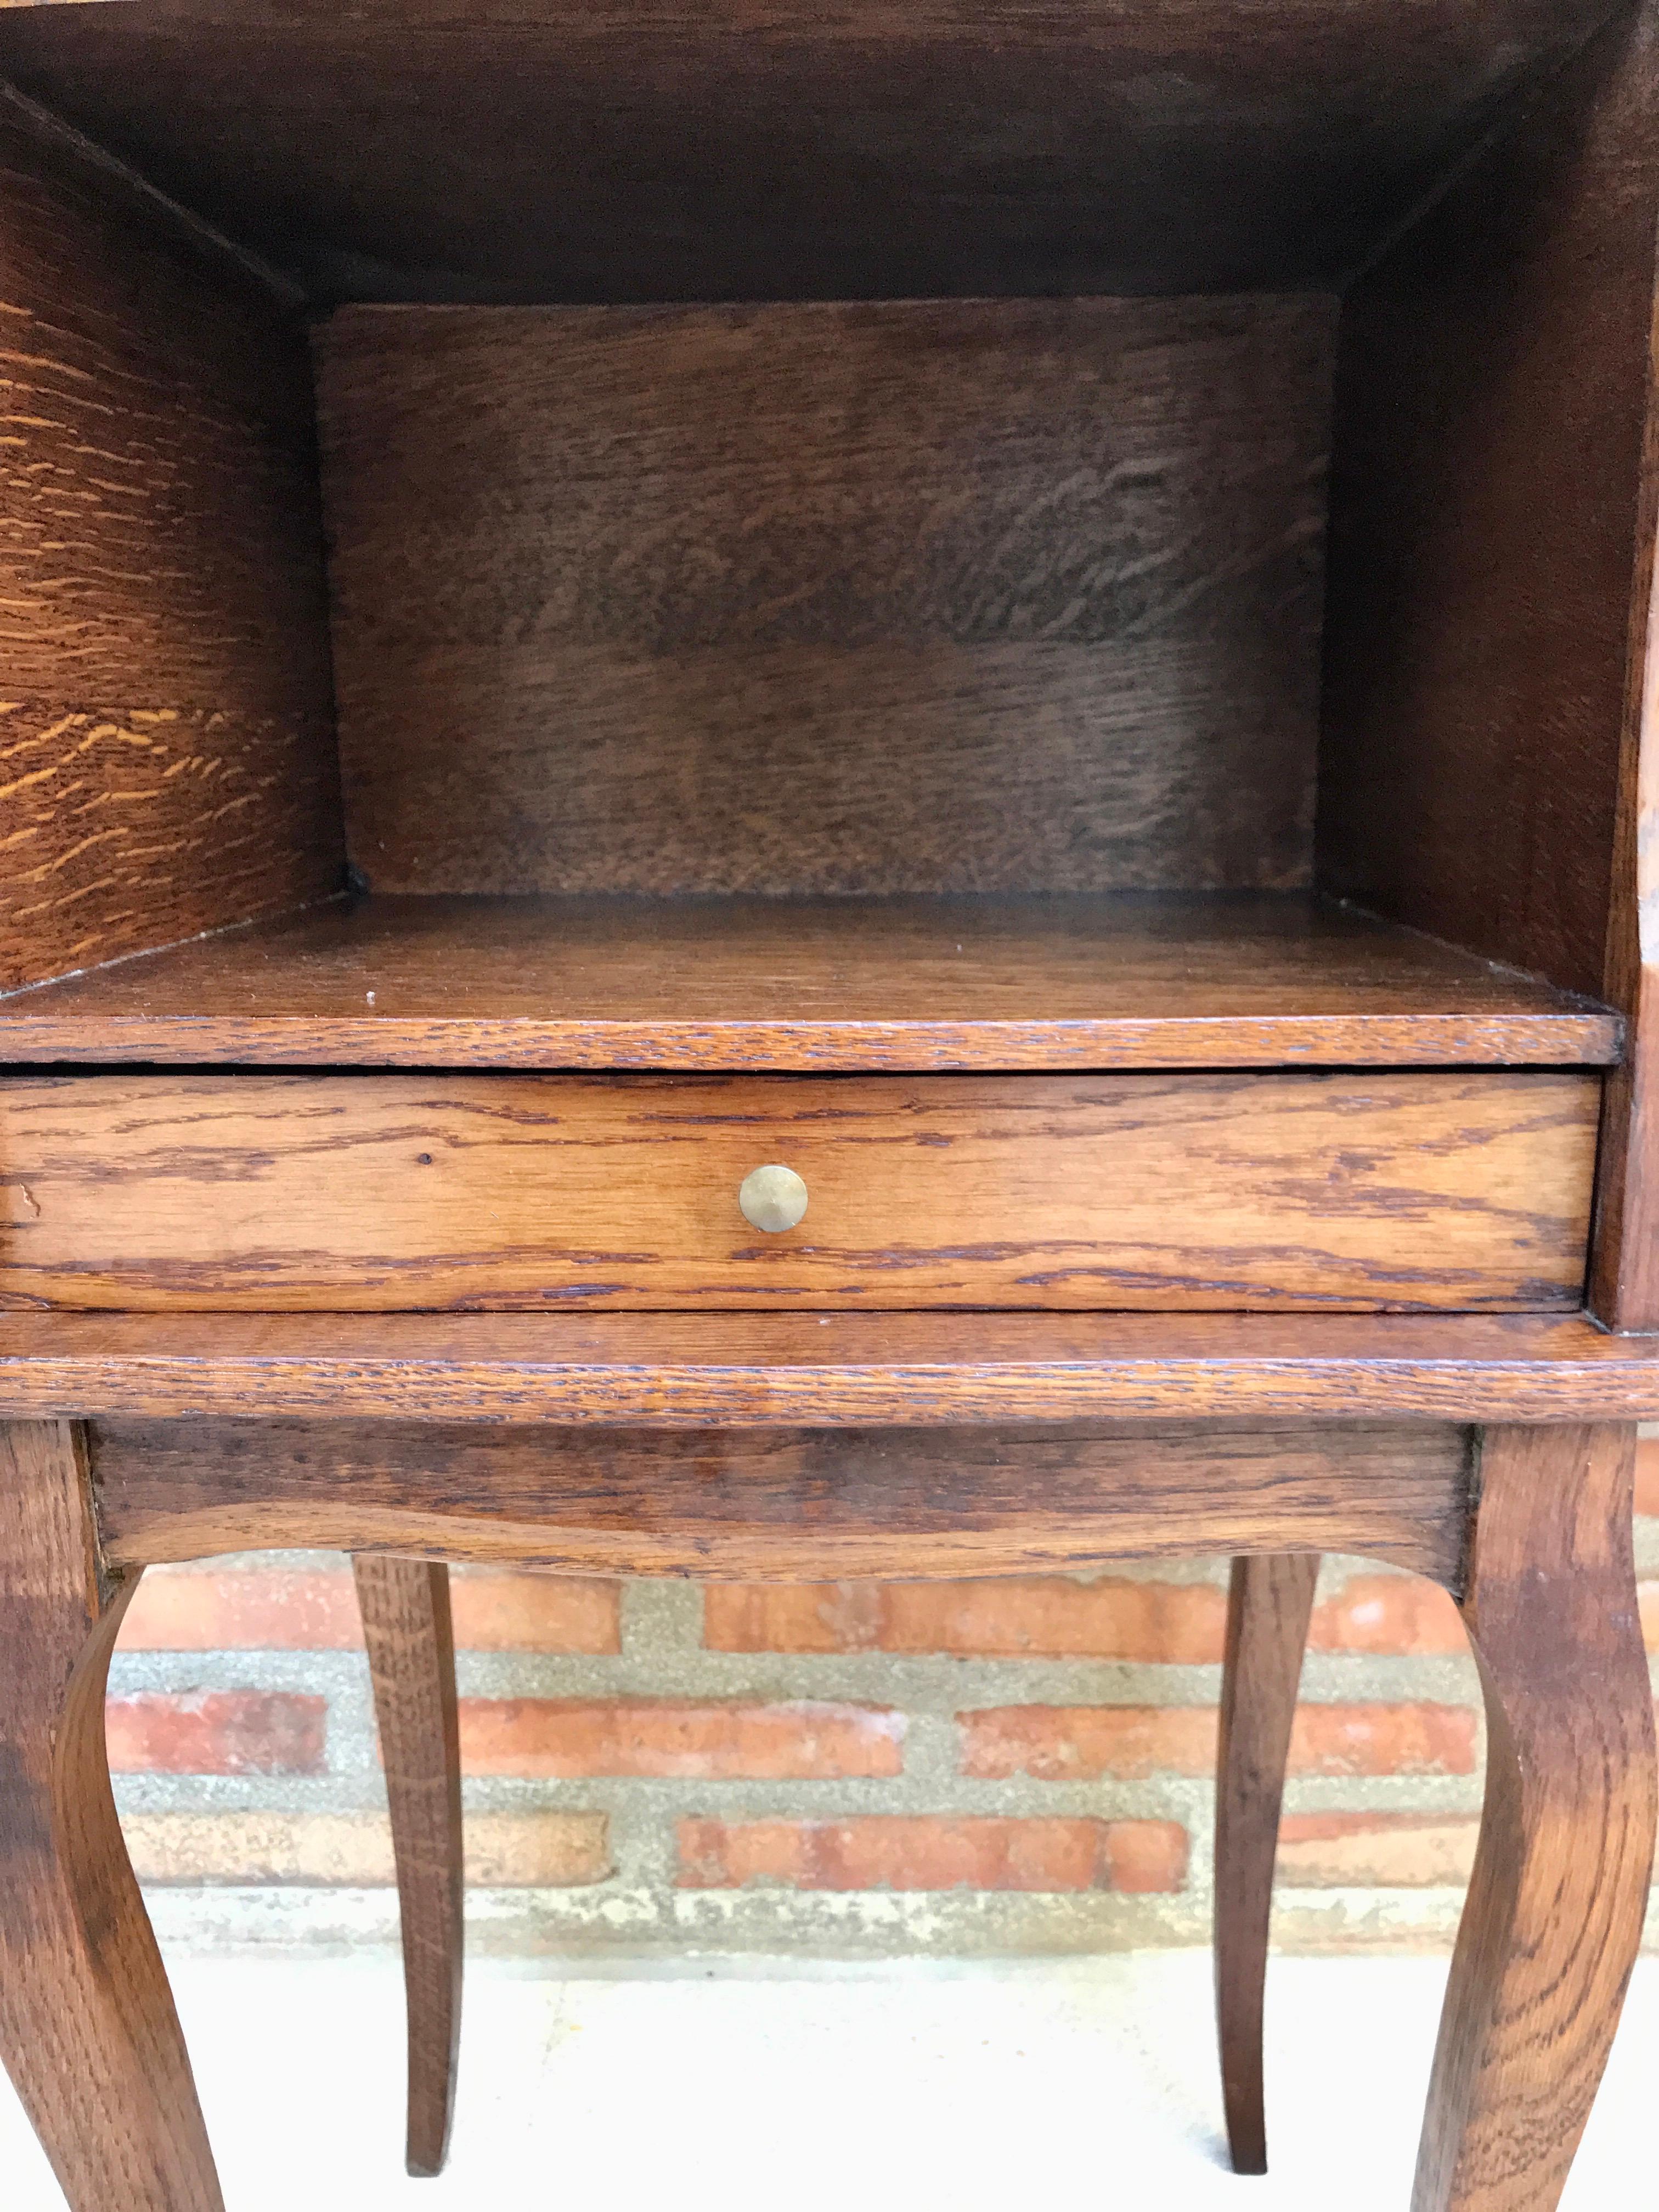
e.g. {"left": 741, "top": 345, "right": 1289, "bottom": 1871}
{"left": 318, "top": 297, "right": 1334, "bottom": 898}
{"left": 0, "top": 97, "right": 343, "bottom": 994}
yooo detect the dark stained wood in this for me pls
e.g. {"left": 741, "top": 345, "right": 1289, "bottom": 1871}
{"left": 317, "top": 300, "right": 1331, "bottom": 899}
{"left": 0, "top": 1420, "right": 222, "bottom": 2210}
{"left": 1313, "top": 4, "right": 1659, "bottom": 1327}
{"left": 0, "top": 7, "right": 1645, "bottom": 2205}
{"left": 1592, "top": 551, "right": 1659, "bottom": 1323}
{"left": 1414, "top": 1424, "right": 1656, "bottom": 2212}
{"left": 0, "top": 0, "right": 1615, "bottom": 301}
{"left": 0, "top": 93, "right": 343, "bottom": 993}
{"left": 0, "top": 1068, "right": 1601, "bottom": 1314}
{"left": 353, "top": 1556, "right": 463, "bottom": 2179}
{"left": 15, "top": 1311, "right": 1659, "bottom": 1426}
{"left": 1214, "top": 1551, "right": 1320, "bottom": 2177}
{"left": 93, "top": 1419, "right": 1471, "bottom": 1583}
{"left": 1592, "top": 9, "right": 1659, "bottom": 1330}
{"left": 1318, "top": 5, "right": 1644, "bottom": 1000}
{"left": 0, "top": 893, "right": 1621, "bottom": 1070}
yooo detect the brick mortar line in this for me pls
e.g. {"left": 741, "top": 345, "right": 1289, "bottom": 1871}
{"left": 136, "top": 1887, "right": 1232, "bottom": 1951}
{"left": 112, "top": 1771, "right": 1226, "bottom": 1819}
{"left": 106, "top": 1647, "right": 1496, "bottom": 1708}
{"left": 109, "top": 1653, "right": 374, "bottom": 1695}
{"left": 112, "top": 1776, "right": 392, "bottom": 1815}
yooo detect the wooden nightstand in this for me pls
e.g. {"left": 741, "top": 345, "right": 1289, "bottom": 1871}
{"left": 3, "top": 5, "right": 1659, "bottom": 2207}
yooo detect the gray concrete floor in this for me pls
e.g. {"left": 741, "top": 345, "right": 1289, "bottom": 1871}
{"left": 2, "top": 1951, "right": 1651, "bottom": 2208}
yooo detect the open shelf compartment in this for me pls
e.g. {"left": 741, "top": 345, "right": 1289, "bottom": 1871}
{"left": 0, "top": 1, "right": 1650, "bottom": 1122}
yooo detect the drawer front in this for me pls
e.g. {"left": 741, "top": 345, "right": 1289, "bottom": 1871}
{"left": 0, "top": 1070, "right": 1598, "bottom": 1313}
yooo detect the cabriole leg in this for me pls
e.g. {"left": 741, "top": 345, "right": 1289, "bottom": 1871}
{"left": 1414, "top": 1423, "right": 1656, "bottom": 2212}
{"left": 0, "top": 1419, "right": 223, "bottom": 2210}
{"left": 354, "top": 1554, "right": 464, "bottom": 2177}
{"left": 1213, "top": 1550, "right": 1319, "bottom": 2174}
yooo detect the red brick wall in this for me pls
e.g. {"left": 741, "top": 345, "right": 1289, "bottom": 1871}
{"left": 105, "top": 1440, "right": 1659, "bottom": 1955}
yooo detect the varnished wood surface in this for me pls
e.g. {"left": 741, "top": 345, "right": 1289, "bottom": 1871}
{"left": 0, "top": 93, "right": 342, "bottom": 993}
{"left": 9, "top": 1311, "right": 1659, "bottom": 1425}
{"left": 0, "top": 1421, "right": 222, "bottom": 2209}
{"left": 1214, "top": 1552, "right": 1320, "bottom": 2176}
{"left": 93, "top": 1419, "right": 1470, "bottom": 1583}
{"left": 353, "top": 1556, "right": 462, "bottom": 2178}
{"left": 1319, "top": 6, "right": 1657, "bottom": 1005}
{"left": 1589, "top": 5, "right": 1659, "bottom": 1331}
{"left": 1414, "top": 1425, "right": 1655, "bottom": 2212}
{"left": 1312, "top": 4, "right": 1659, "bottom": 1327}
{"left": 0, "top": 1, "right": 1612, "bottom": 301}
{"left": 319, "top": 300, "right": 1330, "bottom": 898}
{"left": 0, "top": 1068, "right": 1601, "bottom": 1313}
{"left": 0, "top": 894, "right": 1620, "bottom": 1069}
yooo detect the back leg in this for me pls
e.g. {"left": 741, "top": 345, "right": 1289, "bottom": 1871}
{"left": 354, "top": 1555, "right": 464, "bottom": 2177}
{"left": 1213, "top": 1551, "right": 1320, "bottom": 2175}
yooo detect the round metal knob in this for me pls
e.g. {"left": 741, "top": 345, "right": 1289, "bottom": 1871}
{"left": 738, "top": 1163, "right": 808, "bottom": 1233}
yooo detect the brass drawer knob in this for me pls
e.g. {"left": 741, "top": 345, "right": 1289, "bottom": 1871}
{"left": 738, "top": 1163, "right": 808, "bottom": 1233}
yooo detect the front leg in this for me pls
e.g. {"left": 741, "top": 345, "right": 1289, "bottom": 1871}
{"left": 0, "top": 1419, "right": 223, "bottom": 2211}
{"left": 1414, "top": 1423, "right": 1656, "bottom": 2212}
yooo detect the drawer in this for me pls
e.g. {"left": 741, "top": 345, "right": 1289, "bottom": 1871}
{"left": 0, "top": 1070, "right": 1601, "bottom": 1309}
{"left": 0, "top": 1070, "right": 1598, "bottom": 1314}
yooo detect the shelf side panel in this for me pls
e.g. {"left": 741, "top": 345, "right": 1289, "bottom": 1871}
{"left": 0, "top": 95, "right": 344, "bottom": 995}
{"left": 1315, "top": 3, "right": 1659, "bottom": 1326}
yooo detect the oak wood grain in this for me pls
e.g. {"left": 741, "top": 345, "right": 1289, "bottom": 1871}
{"left": 317, "top": 299, "right": 1331, "bottom": 898}
{"left": 0, "top": 94, "right": 342, "bottom": 992}
{"left": 1592, "top": 4, "right": 1659, "bottom": 1331}
{"left": 0, "top": 1420, "right": 222, "bottom": 2210}
{"left": 11, "top": 1311, "right": 1659, "bottom": 1426}
{"left": 1414, "top": 1424, "right": 1656, "bottom": 2212}
{"left": 1214, "top": 1551, "right": 1319, "bottom": 2176}
{"left": 1313, "top": 4, "right": 1659, "bottom": 1326}
{"left": 353, "top": 1556, "right": 462, "bottom": 2179}
{"left": 93, "top": 1419, "right": 1471, "bottom": 1584}
{"left": 0, "top": 893, "right": 1621, "bottom": 1070}
{"left": 0, "top": 1069, "right": 1601, "bottom": 1314}
{"left": 1319, "top": 6, "right": 1657, "bottom": 1002}
{"left": 0, "top": 0, "right": 1613, "bottom": 300}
